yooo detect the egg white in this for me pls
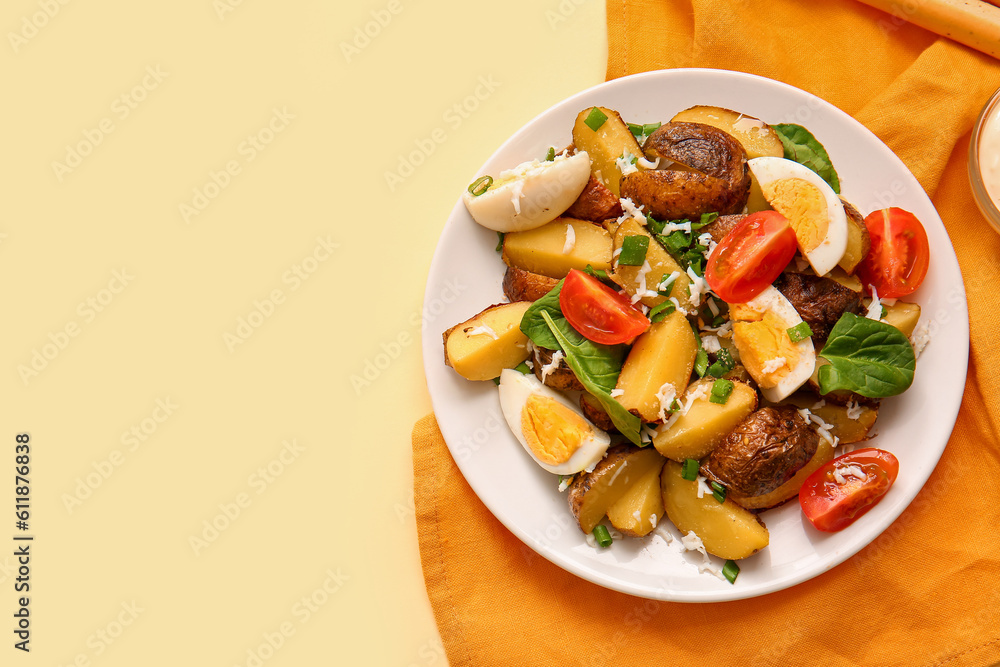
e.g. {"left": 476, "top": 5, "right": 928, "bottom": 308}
{"left": 748, "top": 157, "right": 848, "bottom": 276}
{"left": 462, "top": 151, "right": 591, "bottom": 233}
{"left": 497, "top": 369, "right": 611, "bottom": 475}
{"left": 731, "top": 286, "right": 816, "bottom": 403}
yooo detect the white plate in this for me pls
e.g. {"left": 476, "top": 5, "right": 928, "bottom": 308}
{"left": 421, "top": 69, "right": 968, "bottom": 602}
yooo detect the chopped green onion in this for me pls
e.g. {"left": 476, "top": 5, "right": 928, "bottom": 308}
{"left": 880, "top": 305, "right": 888, "bottom": 319}
{"left": 694, "top": 349, "right": 709, "bottom": 378}
{"left": 695, "top": 211, "right": 719, "bottom": 229}
{"left": 468, "top": 175, "right": 493, "bottom": 196}
{"left": 722, "top": 559, "right": 740, "bottom": 584}
{"left": 495, "top": 231, "right": 505, "bottom": 252}
{"left": 513, "top": 361, "right": 532, "bottom": 375}
{"left": 712, "top": 315, "right": 726, "bottom": 327}
{"left": 786, "top": 321, "right": 813, "bottom": 343}
{"left": 664, "top": 230, "right": 690, "bottom": 252}
{"left": 646, "top": 215, "right": 665, "bottom": 234}
{"left": 584, "top": 107, "right": 608, "bottom": 132}
{"left": 649, "top": 299, "right": 676, "bottom": 323}
{"left": 592, "top": 524, "right": 613, "bottom": 548}
{"left": 710, "top": 379, "right": 734, "bottom": 405}
{"left": 618, "top": 235, "right": 650, "bottom": 266}
{"left": 707, "top": 348, "right": 735, "bottom": 378}
{"left": 492, "top": 377, "right": 500, "bottom": 386}
{"left": 682, "top": 459, "right": 700, "bottom": 481}
{"left": 711, "top": 481, "right": 727, "bottom": 504}
{"left": 546, "top": 147, "right": 556, "bottom": 161}
{"left": 627, "top": 122, "right": 644, "bottom": 137}
{"left": 583, "top": 264, "right": 617, "bottom": 288}
{"left": 642, "top": 122, "right": 661, "bottom": 136}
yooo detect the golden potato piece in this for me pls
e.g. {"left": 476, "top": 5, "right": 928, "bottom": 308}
{"left": 778, "top": 394, "right": 878, "bottom": 445}
{"left": 607, "top": 465, "right": 665, "bottom": 538}
{"left": 882, "top": 301, "right": 921, "bottom": 338}
{"left": 611, "top": 217, "right": 689, "bottom": 310}
{"left": 572, "top": 107, "right": 643, "bottom": 197}
{"left": 839, "top": 199, "right": 872, "bottom": 274}
{"left": 567, "top": 444, "right": 666, "bottom": 534}
{"left": 502, "top": 218, "right": 612, "bottom": 279}
{"left": 442, "top": 302, "right": 531, "bottom": 381}
{"left": 661, "top": 460, "right": 769, "bottom": 560}
{"left": 653, "top": 378, "right": 759, "bottom": 462}
{"left": 669, "top": 106, "right": 784, "bottom": 159}
{"left": 501, "top": 266, "right": 559, "bottom": 303}
{"left": 615, "top": 311, "right": 699, "bottom": 423}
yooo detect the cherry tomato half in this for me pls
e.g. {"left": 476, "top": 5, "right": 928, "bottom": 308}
{"left": 855, "top": 207, "right": 929, "bottom": 299}
{"left": 559, "top": 269, "right": 650, "bottom": 345}
{"left": 799, "top": 448, "right": 899, "bottom": 532}
{"left": 705, "top": 211, "right": 798, "bottom": 304}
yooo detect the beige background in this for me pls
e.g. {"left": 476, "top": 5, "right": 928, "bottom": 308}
{"left": 1, "top": 0, "right": 605, "bottom": 665}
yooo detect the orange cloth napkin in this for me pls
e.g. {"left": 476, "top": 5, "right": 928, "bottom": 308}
{"left": 415, "top": 1, "right": 1000, "bottom": 665}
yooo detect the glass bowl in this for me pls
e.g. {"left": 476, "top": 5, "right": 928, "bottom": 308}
{"left": 969, "top": 86, "right": 1000, "bottom": 234}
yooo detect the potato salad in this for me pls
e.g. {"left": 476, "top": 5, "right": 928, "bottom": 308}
{"left": 442, "top": 104, "right": 930, "bottom": 583}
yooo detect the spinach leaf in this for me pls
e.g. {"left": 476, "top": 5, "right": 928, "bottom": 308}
{"left": 540, "top": 310, "right": 642, "bottom": 445}
{"left": 818, "top": 312, "right": 915, "bottom": 398}
{"left": 772, "top": 123, "right": 841, "bottom": 194}
{"left": 519, "top": 279, "right": 568, "bottom": 350}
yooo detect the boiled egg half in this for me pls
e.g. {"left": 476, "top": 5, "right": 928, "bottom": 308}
{"left": 749, "top": 157, "right": 848, "bottom": 276}
{"left": 462, "top": 151, "right": 591, "bottom": 233}
{"left": 730, "top": 285, "right": 816, "bottom": 402}
{"left": 498, "top": 368, "right": 611, "bottom": 475}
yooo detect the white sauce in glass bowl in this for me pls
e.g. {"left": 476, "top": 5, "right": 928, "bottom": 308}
{"left": 980, "top": 103, "right": 1000, "bottom": 209}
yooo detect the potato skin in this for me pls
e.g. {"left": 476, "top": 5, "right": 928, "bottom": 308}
{"left": 701, "top": 406, "right": 819, "bottom": 501}
{"left": 703, "top": 213, "right": 747, "bottom": 244}
{"left": 580, "top": 393, "right": 616, "bottom": 432}
{"left": 502, "top": 266, "right": 559, "bottom": 303}
{"left": 532, "top": 345, "right": 584, "bottom": 392}
{"left": 564, "top": 175, "right": 624, "bottom": 222}
{"left": 620, "top": 122, "right": 750, "bottom": 221}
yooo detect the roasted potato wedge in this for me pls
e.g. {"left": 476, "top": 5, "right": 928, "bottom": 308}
{"left": 532, "top": 345, "right": 584, "bottom": 392}
{"left": 502, "top": 266, "right": 559, "bottom": 303}
{"left": 580, "top": 392, "right": 616, "bottom": 432}
{"left": 882, "top": 301, "right": 921, "bottom": 338}
{"left": 607, "top": 465, "right": 665, "bottom": 537}
{"left": 669, "top": 106, "right": 784, "bottom": 159}
{"left": 661, "top": 460, "right": 769, "bottom": 559}
{"left": 620, "top": 122, "right": 750, "bottom": 221}
{"left": 703, "top": 213, "right": 746, "bottom": 244}
{"left": 443, "top": 302, "right": 532, "bottom": 381}
{"left": 567, "top": 444, "right": 666, "bottom": 534}
{"left": 839, "top": 199, "right": 872, "bottom": 274}
{"left": 615, "top": 311, "right": 699, "bottom": 422}
{"left": 564, "top": 175, "right": 624, "bottom": 221}
{"left": 779, "top": 394, "right": 878, "bottom": 445}
{"left": 611, "top": 217, "right": 689, "bottom": 309}
{"left": 652, "top": 378, "right": 759, "bottom": 462}
{"left": 572, "top": 107, "right": 644, "bottom": 197}
{"left": 502, "top": 217, "right": 613, "bottom": 279}
{"left": 701, "top": 406, "right": 820, "bottom": 503}
{"left": 732, "top": 434, "right": 835, "bottom": 510}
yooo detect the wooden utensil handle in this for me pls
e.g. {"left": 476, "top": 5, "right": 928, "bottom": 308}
{"left": 857, "top": 0, "right": 1000, "bottom": 59}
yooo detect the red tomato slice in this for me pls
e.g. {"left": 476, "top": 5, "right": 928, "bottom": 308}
{"left": 559, "top": 269, "right": 650, "bottom": 345}
{"left": 705, "top": 211, "right": 798, "bottom": 304}
{"left": 855, "top": 207, "right": 929, "bottom": 299}
{"left": 799, "top": 448, "right": 899, "bottom": 532}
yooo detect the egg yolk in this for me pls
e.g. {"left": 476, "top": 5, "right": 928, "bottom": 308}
{"left": 520, "top": 394, "right": 591, "bottom": 466}
{"left": 761, "top": 178, "right": 828, "bottom": 253}
{"left": 732, "top": 311, "right": 800, "bottom": 389}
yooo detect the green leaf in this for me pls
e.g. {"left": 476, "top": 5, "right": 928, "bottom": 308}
{"left": 772, "top": 123, "right": 841, "bottom": 194}
{"left": 818, "top": 312, "right": 915, "bottom": 398}
{"left": 519, "top": 280, "right": 567, "bottom": 350}
{"left": 539, "top": 310, "right": 641, "bottom": 445}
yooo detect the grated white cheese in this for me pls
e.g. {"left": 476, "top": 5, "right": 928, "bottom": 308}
{"left": 632, "top": 260, "right": 657, "bottom": 304}
{"left": 686, "top": 266, "right": 708, "bottom": 308}
{"left": 616, "top": 151, "right": 639, "bottom": 177}
{"left": 700, "top": 320, "right": 733, "bottom": 338}
{"left": 641, "top": 423, "right": 658, "bottom": 444}
{"left": 794, "top": 256, "right": 811, "bottom": 272}
{"left": 558, "top": 475, "right": 573, "bottom": 492}
{"left": 562, "top": 224, "right": 576, "bottom": 254}
{"left": 679, "top": 531, "right": 725, "bottom": 580}
{"left": 539, "top": 350, "right": 565, "bottom": 383}
{"left": 636, "top": 156, "right": 660, "bottom": 170}
{"left": 466, "top": 325, "right": 499, "bottom": 340}
{"left": 811, "top": 399, "right": 827, "bottom": 410}
{"left": 696, "top": 475, "right": 712, "bottom": 499}
{"left": 706, "top": 296, "right": 720, "bottom": 317}
{"left": 866, "top": 284, "right": 884, "bottom": 321}
{"left": 833, "top": 464, "right": 868, "bottom": 485}
{"left": 618, "top": 197, "right": 646, "bottom": 224}
{"left": 658, "top": 271, "right": 681, "bottom": 293}
{"left": 610, "top": 388, "right": 624, "bottom": 398}
{"left": 649, "top": 514, "right": 658, "bottom": 528}
{"left": 761, "top": 357, "right": 787, "bottom": 374}
{"left": 845, "top": 400, "right": 863, "bottom": 420}
{"left": 661, "top": 220, "right": 694, "bottom": 235}
{"left": 798, "top": 408, "right": 840, "bottom": 448}
{"left": 701, "top": 335, "right": 722, "bottom": 354}
{"left": 655, "top": 382, "right": 678, "bottom": 422}
{"left": 632, "top": 509, "right": 642, "bottom": 523}
{"left": 911, "top": 323, "right": 930, "bottom": 359}
{"left": 659, "top": 384, "right": 710, "bottom": 432}
{"left": 510, "top": 179, "right": 524, "bottom": 215}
